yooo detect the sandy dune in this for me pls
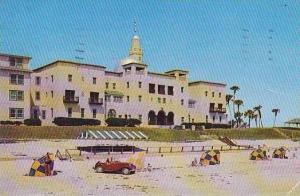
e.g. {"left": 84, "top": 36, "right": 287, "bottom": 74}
{"left": 0, "top": 139, "right": 300, "bottom": 196}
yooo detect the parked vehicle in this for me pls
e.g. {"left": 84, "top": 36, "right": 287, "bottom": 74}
{"left": 93, "top": 161, "right": 136, "bottom": 175}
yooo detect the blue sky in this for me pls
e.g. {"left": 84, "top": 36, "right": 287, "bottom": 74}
{"left": 0, "top": 0, "right": 299, "bottom": 126}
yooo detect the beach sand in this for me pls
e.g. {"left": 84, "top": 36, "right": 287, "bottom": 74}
{"left": 0, "top": 139, "right": 300, "bottom": 196}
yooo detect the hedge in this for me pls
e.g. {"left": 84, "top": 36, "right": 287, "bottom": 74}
{"left": 0, "top": 120, "right": 23, "bottom": 126}
{"left": 53, "top": 117, "right": 101, "bottom": 126}
{"left": 105, "top": 118, "right": 141, "bottom": 127}
{"left": 181, "top": 122, "right": 231, "bottom": 129}
{"left": 24, "top": 118, "right": 42, "bottom": 126}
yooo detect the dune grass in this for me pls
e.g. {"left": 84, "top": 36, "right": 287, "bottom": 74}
{"left": 0, "top": 125, "right": 300, "bottom": 142}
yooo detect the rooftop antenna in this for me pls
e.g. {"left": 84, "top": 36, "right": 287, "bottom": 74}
{"left": 74, "top": 27, "right": 85, "bottom": 63}
{"left": 134, "top": 19, "right": 137, "bottom": 34}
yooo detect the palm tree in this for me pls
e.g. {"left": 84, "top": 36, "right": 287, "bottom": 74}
{"left": 234, "top": 111, "right": 243, "bottom": 127}
{"left": 230, "top": 85, "right": 240, "bottom": 127}
{"left": 226, "top": 94, "right": 233, "bottom": 127}
{"left": 252, "top": 114, "right": 258, "bottom": 127}
{"left": 230, "top": 85, "right": 240, "bottom": 100}
{"left": 244, "top": 109, "right": 254, "bottom": 128}
{"left": 253, "top": 105, "right": 263, "bottom": 128}
{"left": 233, "top": 99, "right": 243, "bottom": 127}
{"left": 272, "top": 108, "right": 280, "bottom": 127}
{"left": 233, "top": 99, "right": 243, "bottom": 113}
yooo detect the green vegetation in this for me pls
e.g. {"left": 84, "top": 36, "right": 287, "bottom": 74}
{"left": 1, "top": 126, "right": 300, "bottom": 142}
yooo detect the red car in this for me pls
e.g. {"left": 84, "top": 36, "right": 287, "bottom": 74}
{"left": 93, "top": 161, "right": 136, "bottom": 175}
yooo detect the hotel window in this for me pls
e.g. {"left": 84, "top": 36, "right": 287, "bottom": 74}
{"left": 205, "top": 91, "right": 208, "bottom": 97}
{"left": 81, "top": 108, "right": 85, "bottom": 118}
{"left": 158, "top": 85, "right": 165, "bottom": 95}
{"left": 206, "top": 115, "right": 208, "bottom": 123}
{"left": 167, "top": 86, "right": 174, "bottom": 95}
{"left": 181, "top": 117, "right": 184, "bottom": 123}
{"left": 112, "top": 83, "right": 116, "bottom": 89}
{"left": 181, "top": 87, "right": 184, "bottom": 93}
{"left": 35, "top": 91, "right": 40, "bottom": 101}
{"left": 105, "top": 82, "right": 109, "bottom": 89}
{"left": 212, "top": 92, "right": 215, "bottom": 97}
{"left": 138, "top": 95, "right": 142, "bottom": 102}
{"left": 192, "top": 118, "right": 194, "bottom": 123}
{"left": 125, "top": 114, "right": 128, "bottom": 119}
{"left": 9, "top": 108, "right": 24, "bottom": 119}
{"left": 10, "top": 74, "right": 24, "bottom": 85}
{"left": 68, "top": 74, "right": 72, "bottom": 82}
{"left": 92, "top": 109, "right": 97, "bottom": 118}
{"left": 149, "top": 83, "right": 155, "bottom": 93}
{"left": 51, "top": 91, "right": 53, "bottom": 98}
{"left": 9, "top": 57, "right": 22, "bottom": 67}
{"left": 139, "top": 115, "right": 142, "bottom": 121}
{"left": 118, "top": 115, "right": 122, "bottom": 118}
{"left": 9, "top": 90, "right": 24, "bottom": 101}
{"left": 127, "top": 82, "right": 130, "bottom": 88}
{"left": 138, "top": 81, "right": 142, "bottom": 88}
{"left": 181, "top": 99, "right": 184, "bottom": 105}
{"left": 158, "top": 97, "right": 161, "bottom": 103}
{"left": 51, "top": 75, "right": 54, "bottom": 82}
{"left": 163, "top": 98, "right": 166, "bottom": 104}
{"left": 93, "top": 77, "right": 96, "bottom": 84}
{"left": 35, "top": 76, "right": 41, "bottom": 85}
{"left": 42, "top": 110, "right": 46, "bottom": 120}
{"left": 105, "top": 95, "right": 111, "bottom": 102}
{"left": 68, "top": 108, "right": 72, "bottom": 117}
{"left": 51, "top": 108, "right": 54, "bottom": 118}
{"left": 213, "top": 116, "right": 215, "bottom": 123}
{"left": 219, "top": 116, "right": 222, "bottom": 123}
{"left": 188, "top": 114, "right": 191, "bottom": 122}
{"left": 219, "top": 92, "right": 221, "bottom": 98}
{"left": 127, "top": 96, "right": 130, "bottom": 102}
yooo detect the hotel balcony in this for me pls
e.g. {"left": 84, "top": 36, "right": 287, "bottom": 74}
{"left": 63, "top": 96, "right": 79, "bottom": 104}
{"left": 89, "top": 98, "right": 103, "bottom": 105}
{"left": 209, "top": 107, "right": 226, "bottom": 113}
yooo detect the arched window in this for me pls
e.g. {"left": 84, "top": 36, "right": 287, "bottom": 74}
{"left": 157, "top": 110, "right": 166, "bottom": 125}
{"left": 148, "top": 110, "right": 156, "bottom": 125}
{"left": 108, "top": 109, "right": 116, "bottom": 118}
{"left": 167, "top": 112, "right": 174, "bottom": 125}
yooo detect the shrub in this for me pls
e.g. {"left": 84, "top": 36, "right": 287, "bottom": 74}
{"left": 0, "top": 120, "right": 23, "bottom": 126}
{"left": 105, "top": 118, "right": 141, "bottom": 127}
{"left": 181, "top": 122, "right": 231, "bottom": 130}
{"left": 53, "top": 117, "right": 101, "bottom": 126}
{"left": 24, "top": 118, "right": 42, "bottom": 126}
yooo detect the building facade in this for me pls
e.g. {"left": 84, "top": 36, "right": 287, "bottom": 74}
{"left": 1, "top": 34, "right": 227, "bottom": 126}
{"left": 0, "top": 53, "right": 32, "bottom": 121}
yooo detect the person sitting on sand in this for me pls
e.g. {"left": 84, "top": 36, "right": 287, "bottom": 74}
{"left": 147, "top": 163, "right": 152, "bottom": 172}
{"left": 45, "top": 152, "right": 52, "bottom": 176}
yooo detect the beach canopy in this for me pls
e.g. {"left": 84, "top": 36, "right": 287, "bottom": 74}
{"left": 29, "top": 153, "right": 55, "bottom": 177}
{"left": 127, "top": 152, "right": 145, "bottom": 170}
{"left": 272, "top": 147, "right": 288, "bottom": 159}
{"left": 250, "top": 148, "right": 267, "bottom": 160}
{"left": 200, "top": 150, "right": 220, "bottom": 166}
{"left": 79, "top": 130, "right": 149, "bottom": 140}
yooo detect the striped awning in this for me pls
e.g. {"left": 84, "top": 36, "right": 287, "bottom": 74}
{"left": 78, "top": 130, "right": 149, "bottom": 140}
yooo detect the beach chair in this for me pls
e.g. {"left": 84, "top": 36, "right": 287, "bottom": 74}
{"left": 96, "top": 131, "right": 107, "bottom": 140}
{"left": 88, "top": 130, "right": 98, "bottom": 139}
{"left": 111, "top": 130, "right": 122, "bottom": 139}
{"left": 131, "top": 131, "right": 142, "bottom": 139}
{"left": 138, "top": 131, "right": 149, "bottom": 140}
{"left": 104, "top": 131, "right": 114, "bottom": 140}
{"left": 118, "top": 131, "right": 129, "bottom": 140}
{"left": 125, "top": 131, "right": 135, "bottom": 139}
